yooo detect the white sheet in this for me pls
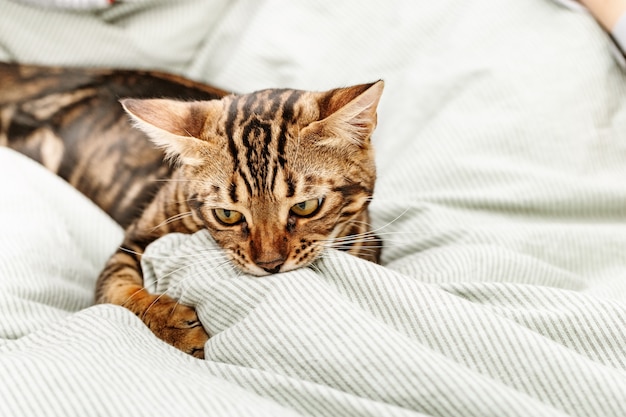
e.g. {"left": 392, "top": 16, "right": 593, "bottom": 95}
{"left": 2, "top": 0, "right": 626, "bottom": 416}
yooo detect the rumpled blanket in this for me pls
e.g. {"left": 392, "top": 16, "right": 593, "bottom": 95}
{"left": 2, "top": 0, "right": 626, "bottom": 416}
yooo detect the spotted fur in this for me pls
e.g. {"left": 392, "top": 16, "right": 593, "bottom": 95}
{"left": 0, "top": 63, "right": 384, "bottom": 357}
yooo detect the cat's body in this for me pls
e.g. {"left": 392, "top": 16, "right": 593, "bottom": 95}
{"left": 0, "top": 63, "right": 384, "bottom": 357}
{"left": 0, "top": 63, "right": 226, "bottom": 227}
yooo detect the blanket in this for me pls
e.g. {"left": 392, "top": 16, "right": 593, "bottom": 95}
{"left": 2, "top": 0, "right": 626, "bottom": 416}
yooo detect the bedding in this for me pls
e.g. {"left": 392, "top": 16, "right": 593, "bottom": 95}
{"left": 2, "top": 0, "right": 626, "bottom": 416}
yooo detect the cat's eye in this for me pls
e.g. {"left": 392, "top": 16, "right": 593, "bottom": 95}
{"left": 213, "top": 208, "right": 244, "bottom": 225}
{"left": 290, "top": 198, "right": 323, "bottom": 217}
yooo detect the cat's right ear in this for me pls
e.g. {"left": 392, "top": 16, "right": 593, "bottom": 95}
{"left": 303, "top": 81, "right": 384, "bottom": 149}
{"left": 121, "top": 98, "right": 219, "bottom": 165}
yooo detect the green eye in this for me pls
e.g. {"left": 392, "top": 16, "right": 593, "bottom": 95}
{"left": 290, "top": 198, "right": 323, "bottom": 217}
{"left": 213, "top": 208, "right": 244, "bottom": 225}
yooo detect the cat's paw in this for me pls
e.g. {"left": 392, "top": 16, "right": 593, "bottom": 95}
{"left": 139, "top": 295, "right": 209, "bottom": 359}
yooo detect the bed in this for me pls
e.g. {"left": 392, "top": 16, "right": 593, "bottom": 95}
{"left": 2, "top": 0, "right": 626, "bottom": 416}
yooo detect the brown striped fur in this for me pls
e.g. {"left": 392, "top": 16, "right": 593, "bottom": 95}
{"left": 0, "top": 63, "right": 384, "bottom": 357}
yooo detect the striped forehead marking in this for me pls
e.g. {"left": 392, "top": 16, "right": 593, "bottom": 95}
{"left": 223, "top": 89, "right": 305, "bottom": 199}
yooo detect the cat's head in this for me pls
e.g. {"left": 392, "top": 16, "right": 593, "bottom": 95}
{"left": 122, "top": 81, "right": 384, "bottom": 276}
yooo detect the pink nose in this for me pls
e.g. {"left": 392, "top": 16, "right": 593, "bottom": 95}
{"left": 256, "top": 257, "right": 285, "bottom": 274}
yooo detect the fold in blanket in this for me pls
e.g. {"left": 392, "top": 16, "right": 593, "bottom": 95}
{"left": 2, "top": 0, "right": 626, "bottom": 416}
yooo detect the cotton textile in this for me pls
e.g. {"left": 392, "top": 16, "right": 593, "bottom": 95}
{"left": 1, "top": 1, "right": 626, "bottom": 416}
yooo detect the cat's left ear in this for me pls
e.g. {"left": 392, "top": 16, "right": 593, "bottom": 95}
{"left": 305, "top": 80, "right": 384, "bottom": 148}
{"left": 121, "top": 98, "right": 220, "bottom": 165}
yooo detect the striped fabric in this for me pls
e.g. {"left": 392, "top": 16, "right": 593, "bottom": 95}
{"left": 2, "top": 0, "right": 626, "bottom": 416}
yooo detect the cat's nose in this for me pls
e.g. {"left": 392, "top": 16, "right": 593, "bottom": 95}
{"left": 256, "top": 258, "right": 285, "bottom": 274}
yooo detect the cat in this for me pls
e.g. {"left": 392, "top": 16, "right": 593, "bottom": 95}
{"left": 0, "top": 63, "right": 384, "bottom": 358}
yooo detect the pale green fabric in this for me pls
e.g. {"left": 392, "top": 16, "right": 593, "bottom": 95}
{"left": 2, "top": 0, "right": 626, "bottom": 416}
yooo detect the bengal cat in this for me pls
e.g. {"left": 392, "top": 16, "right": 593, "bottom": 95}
{"left": 0, "top": 63, "right": 384, "bottom": 358}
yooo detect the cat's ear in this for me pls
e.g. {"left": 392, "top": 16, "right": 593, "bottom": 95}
{"left": 121, "top": 98, "right": 219, "bottom": 165}
{"left": 305, "top": 80, "right": 384, "bottom": 148}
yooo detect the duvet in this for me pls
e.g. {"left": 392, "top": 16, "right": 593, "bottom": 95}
{"left": 1, "top": 0, "right": 626, "bottom": 416}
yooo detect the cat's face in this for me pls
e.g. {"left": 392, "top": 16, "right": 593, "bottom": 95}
{"left": 122, "top": 81, "right": 383, "bottom": 275}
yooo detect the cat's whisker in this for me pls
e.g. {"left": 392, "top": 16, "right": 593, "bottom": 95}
{"left": 326, "top": 245, "right": 385, "bottom": 254}
{"left": 323, "top": 231, "right": 379, "bottom": 241}
{"left": 120, "top": 286, "right": 148, "bottom": 308}
{"left": 151, "top": 211, "right": 194, "bottom": 231}
{"left": 322, "top": 238, "right": 402, "bottom": 250}
{"left": 328, "top": 208, "right": 411, "bottom": 241}
{"left": 152, "top": 256, "right": 242, "bottom": 316}
{"left": 314, "top": 230, "right": 407, "bottom": 252}
{"left": 161, "top": 260, "right": 218, "bottom": 283}
{"left": 158, "top": 249, "right": 235, "bottom": 282}
{"left": 119, "top": 247, "right": 144, "bottom": 257}
{"left": 317, "top": 240, "right": 383, "bottom": 251}
{"left": 323, "top": 236, "right": 407, "bottom": 248}
{"left": 320, "top": 229, "right": 379, "bottom": 243}
{"left": 214, "top": 259, "right": 240, "bottom": 276}
{"left": 149, "top": 178, "right": 205, "bottom": 184}
{"left": 144, "top": 257, "right": 230, "bottom": 318}
{"left": 322, "top": 204, "right": 409, "bottom": 249}
{"left": 165, "top": 279, "right": 203, "bottom": 321}
{"left": 119, "top": 246, "right": 228, "bottom": 262}
{"left": 328, "top": 231, "right": 412, "bottom": 241}
{"left": 307, "top": 262, "right": 323, "bottom": 275}
{"left": 143, "top": 292, "right": 170, "bottom": 320}
{"left": 369, "top": 207, "right": 411, "bottom": 231}
{"left": 316, "top": 250, "right": 358, "bottom": 264}
{"left": 319, "top": 241, "right": 380, "bottom": 251}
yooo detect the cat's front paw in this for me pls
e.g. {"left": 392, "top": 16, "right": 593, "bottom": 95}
{"left": 139, "top": 294, "right": 209, "bottom": 358}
